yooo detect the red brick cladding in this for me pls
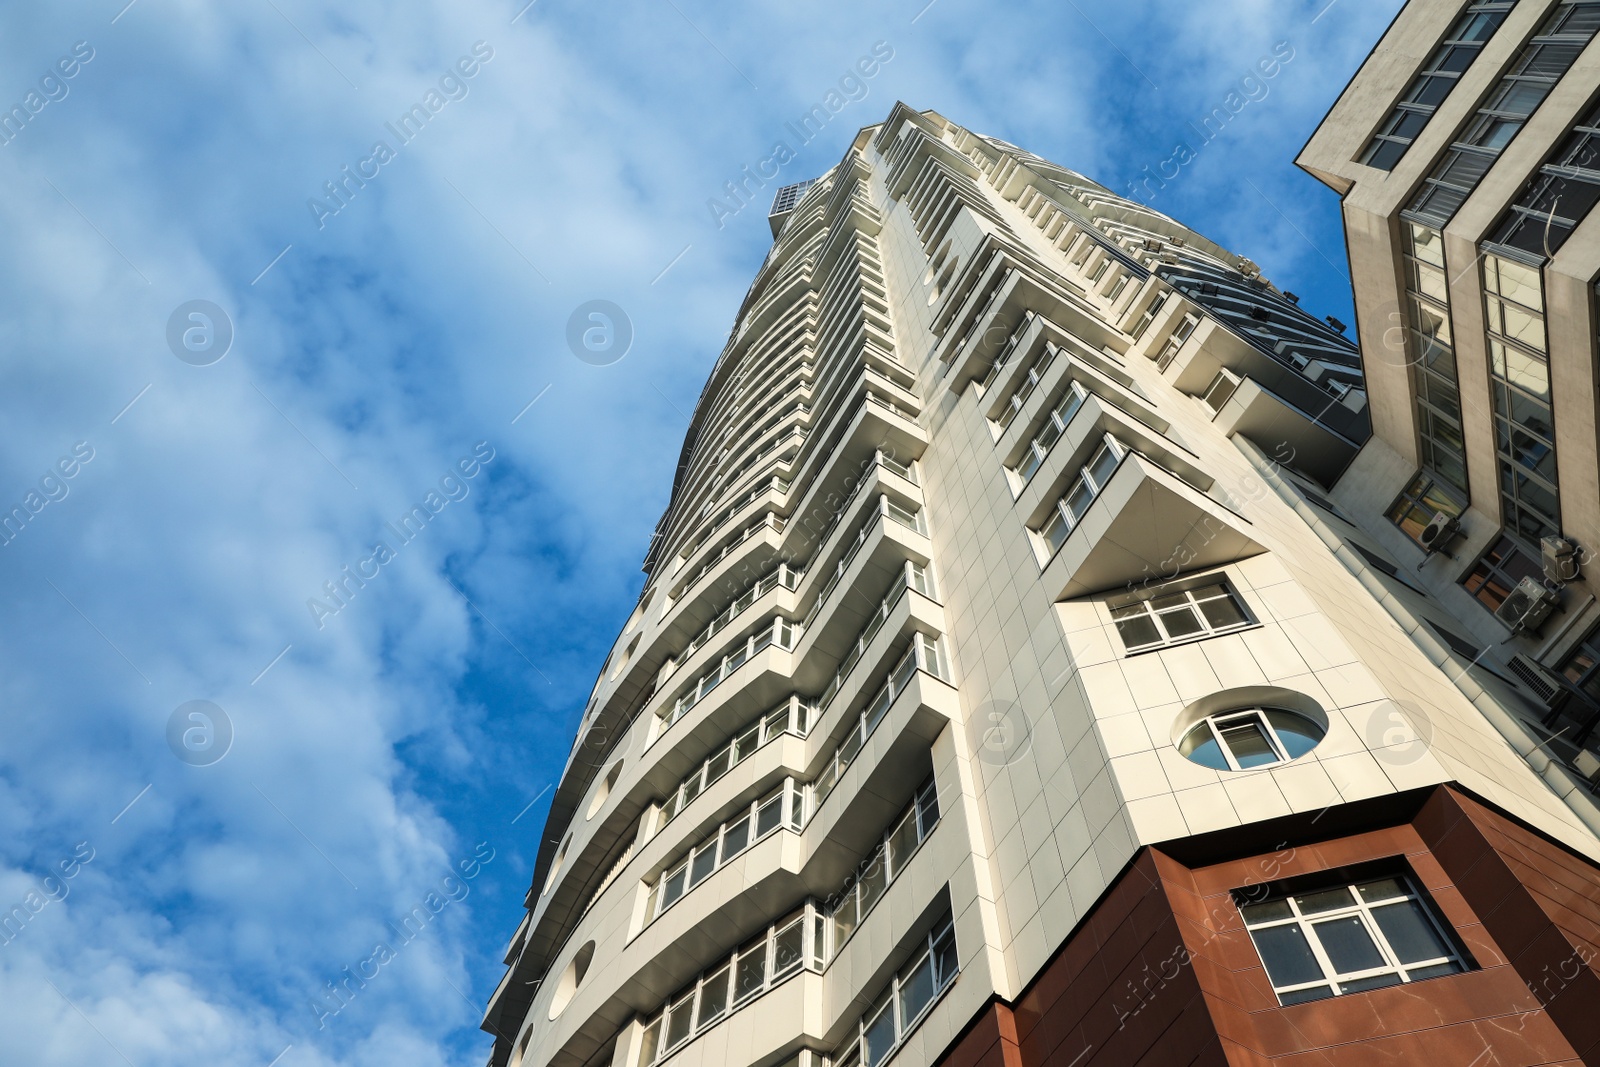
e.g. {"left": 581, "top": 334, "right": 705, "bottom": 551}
{"left": 932, "top": 786, "right": 1600, "bottom": 1066}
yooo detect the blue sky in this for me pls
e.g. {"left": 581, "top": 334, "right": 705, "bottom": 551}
{"left": 0, "top": 0, "right": 1399, "bottom": 1063}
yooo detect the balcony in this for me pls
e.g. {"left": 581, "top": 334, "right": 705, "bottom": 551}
{"left": 1037, "top": 451, "right": 1265, "bottom": 602}
{"left": 1204, "top": 374, "right": 1363, "bottom": 485}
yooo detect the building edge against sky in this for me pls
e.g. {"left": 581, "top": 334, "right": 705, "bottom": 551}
{"left": 483, "top": 6, "right": 1600, "bottom": 1060}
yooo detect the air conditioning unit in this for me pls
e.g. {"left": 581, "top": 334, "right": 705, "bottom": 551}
{"left": 1494, "top": 576, "right": 1560, "bottom": 635}
{"left": 1542, "top": 535, "right": 1581, "bottom": 583}
{"left": 1142, "top": 237, "right": 1162, "bottom": 251}
{"left": 1417, "top": 512, "right": 1460, "bottom": 554}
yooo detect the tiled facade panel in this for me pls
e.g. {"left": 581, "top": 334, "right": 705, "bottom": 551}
{"left": 933, "top": 786, "right": 1600, "bottom": 1066}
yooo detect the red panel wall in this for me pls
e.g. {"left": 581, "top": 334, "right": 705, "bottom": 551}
{"left": 933, "top": 786, "right": 1600, "bottom": 1066}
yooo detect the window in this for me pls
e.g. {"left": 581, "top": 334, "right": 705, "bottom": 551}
{"left": 637, "top": 906, "right": 824, "bottom": 1065}
{"left": 645, "top": 780, "right": 806, "bottom": 922}
{"left": 1488, "top": 96, "right": 1600, "bottom": 259}
{"left": 1462, "top": 534, "right": 1543, "bottom": 612}
{"left": 1386, "top": 471, "right": 1464, "bottom": 547}
{"left": 1155, "top": 315, "right": 1199, "bottom": 370}
{"left": 1406, "top": 0, "right": 1600, "bottom": 227}
{"left": 659, "top": 697, "right": 814, "bottom": 826}
{"left": 1559, "top": 625, "right": 1600, "bottom": 702}
{"left": 1482, "top": 253, "right": 1560, "bottom": 541}
{"left": 833, "top": 910, "right": 959, "bottom": 1067}
{"left": 1200, "top": 369, "right": 1239, "bottom": 413}
{"left": 1130, "top": 289, "right": 1169, "bottom": 341}
{"left": 1178, "top": 707, "right": 1325, "bottom": 770}
{"left": 1400, "top": 224, "right": 1469, "bottom": 495}
{"left": 1035, "top": 435, "right": 1127, "bottom": 557}
{"left": 1111, "top": 580, "right": 1252, "bottom": 652}
{"left": 1359, "top": 1, "right": 1521, "bottom": 170}
{"left": 1012, "top": 380, "right": 1088, "bottom": 484}
{"left": 1239, "top": 874, "right": 1469, "bottom": 1004}
{"left": 828, "top": 778, "right": 940, "bottom": 953}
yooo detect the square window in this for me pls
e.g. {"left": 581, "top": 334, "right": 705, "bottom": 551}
{"left": 1238, "top": 872, "right": 1468, "bottom": 1004}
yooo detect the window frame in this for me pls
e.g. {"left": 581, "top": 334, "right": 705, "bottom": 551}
{"left": 1110, "top": 579, "right": 1255, "bottom": 653}
{"left": 1177, "top": 707, "right": 1325, "bottom": 771}
{"left": 1238, "top": 873, "right": 1470, "bottom": 1004}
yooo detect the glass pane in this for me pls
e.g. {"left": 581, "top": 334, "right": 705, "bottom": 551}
{"left": 756, "top": 793, "right": 783, "bottom": 837}
{"left": 864, "top": 998, "right": 898, "bottom": 1066}
{"left": 1198, "top": 595, "right": 1247, "bottom": 629}
{"left": 1339, "top": 972, "right": 1403, "bottom": 994}
{"left": 859, "top": 851, "right": 889, "bottom": 914}
{"left": 697, "top": 968, "right": 730, "bottom": 1027}
{"left": 639, "top": 1018, "right": 662, "bottom": 1064}
{"left": 1219, "top": 718, "right": 1279, "bottom": 768}
{"left": 1356, "top": 877, "right": 1408, "bottom": 903}
{"left": 1279, "top": 985, "right": 1334, "bottom": 1005}
{"left": 1371, "top": 900, "right": 1453, "bottom": 965}
{"left": 832, "top": 890, "right": 859, "bottom": 947}
{"left": 888, "top": 808, "right": 922, "bottom": 874}
{"left": 662, "top": 866, "right": 687, "bottom": 907}
{"left": 706, "top": 746, "right": 732, "bottom": 784}
{"left": 1041, "top": 509, "right": 1070, "bottom": 553}
{"left": 689, "top": 842, "right": 717, "bottom": 886}
{"left": 1064, "top": 478, "right": 1096, "bottom": 522}
{"left": 734, "top": 940, "right": 767, "bottom": 1001}
{"left": 1088, "top": 442, "right": 1121, "bottom": 487}
{"left": 664, "top": 997, "right": 695, "bottom": 1049}
{"left": 1240, "top": 898, "right": 1293, "bottom": 924}
{"left": 1312, "top": 916, "right": 1387, "bottom": 974}
{"left": 1157, "top": 606, "right": 1205, "bottom": 639}
{"left": 898, "top": 951, "right": 937, "bottom": 1026}
{"left": 1114, "top": 614, "right": 1163, "bottom": 649}
{"left": 1177, "top": 722, "right": 1229, "bottom": 770}
{"left": 933, "top": 925, "right": 959, "bottom": 986}
{"left": 1265, "top": 710, "right": 1325, "bottom": 760}
{"left": 1251, "top": 923, "right": 1325, "bottom": 987}
{"left": 721, "top": 818, "right": 750, "bottom": 860}
{"left": 773, "top": 918, "right": 805, "bottom": 976}
{"left": 1295, "top": 887, "right": 1355, "bottom": 914}
{"left": 734, "top": 725, "right": 760, "bottom": 761}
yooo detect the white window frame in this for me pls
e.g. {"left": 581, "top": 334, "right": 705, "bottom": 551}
{"left": 1011, "top": 380, "right": 1088, "bottom": 486}
{"left": 832, "top": 910, "right": 959, "bottom": 1067}
{"left": 1239, "top": 874, "right": 1469, "bottom": 1004}
{"left": 1035, "top": 434, "right": 1127, "bottom": 557}
{"left": 1110, "top": 580, "right": 1254, "bottom": 652}
{"left": 1180, "top": 708, "right": 1310, "bottom": 771}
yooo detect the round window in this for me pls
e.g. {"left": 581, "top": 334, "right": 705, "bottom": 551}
{"left": 1178, "top": 707, "right": 1324, "bottom": 771}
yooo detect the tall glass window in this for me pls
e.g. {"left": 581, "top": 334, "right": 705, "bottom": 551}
{"left": 1406, "top": 0, "right": 1600, "bottom": 228}
{"left": 1402, "top": 224, "right": 1469, "bottom": 494}
{"left": 1486, "top": 96, "right": 1600, "bottom": 260}
{"left": 1482, "top": 253, "right": 1560, "bottom": 540}
{"left": 1360, "top": 1, "right": 1521, "bottom": 170}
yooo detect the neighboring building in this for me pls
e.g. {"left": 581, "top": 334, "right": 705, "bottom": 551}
{"left": 485, "top": 39, "right": 1600, "bottom": 1064}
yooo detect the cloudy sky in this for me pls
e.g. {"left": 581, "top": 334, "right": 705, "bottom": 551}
{"left": 0, "top": 0, "right": 1398, "bottom": 1063}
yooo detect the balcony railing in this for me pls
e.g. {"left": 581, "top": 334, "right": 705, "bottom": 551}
{"left": 801, "top": 497, "right": 929, "bottom": 629}
{"left": 814, "top": 629, "right": 946, "bottom": 804}
{"left": 678, "top": 512, "right": 785, "bottom": 595}
{"left": 659, "top": 616, "right": 800, "bottom": 734}
{"left": 680, "top": 564, "right": 802, "bottom": 662}
{"left": 658, "top": 696, "right": 816, "bottom": 827}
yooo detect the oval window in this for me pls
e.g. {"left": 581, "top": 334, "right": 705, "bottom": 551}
{"left": 586, "top": 761, "right": 624, "bottom": 820}
{"left": 1178, "top": 707, "right": 1324, "bottom": 771}
{"left": 548, "top": 940, "right": 595, "bottom": 1020}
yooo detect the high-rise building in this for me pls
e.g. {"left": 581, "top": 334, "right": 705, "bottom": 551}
{"left": 485, "top": 51, "right": 1600, "bottom": 1065}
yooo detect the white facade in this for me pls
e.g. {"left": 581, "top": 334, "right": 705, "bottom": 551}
{"left": 483, "top": 104, "right": 1600, "bottom": 1067}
